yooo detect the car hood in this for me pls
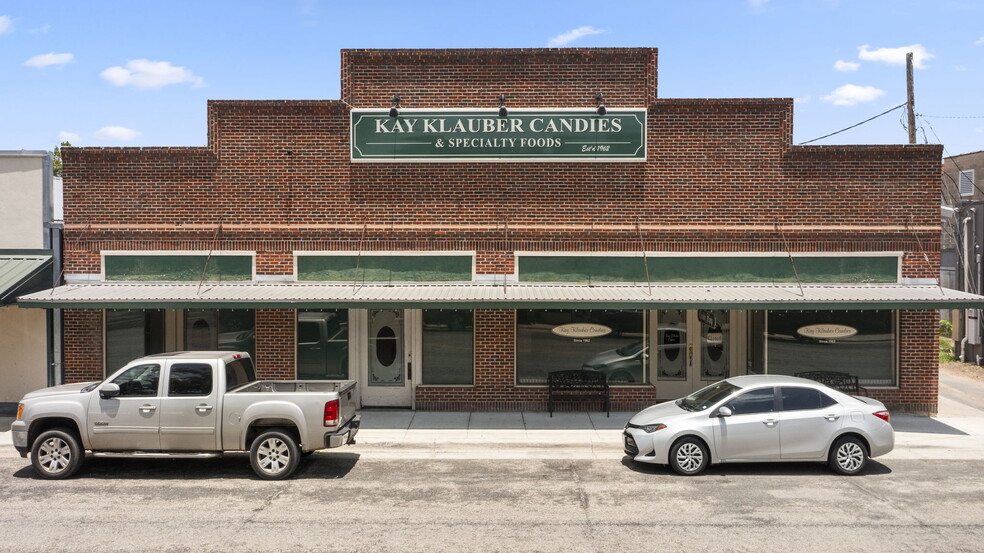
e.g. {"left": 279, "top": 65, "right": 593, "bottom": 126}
{"left": 22, "top": 382, "right": 98, "bottom": 401}
{"left": 629, "top": 400, "right": 689, "bottom": 425}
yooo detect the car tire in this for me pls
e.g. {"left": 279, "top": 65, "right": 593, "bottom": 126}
{"left": 250, "top": 428, "right": 301, "bottom": 480}
{"left": 669, "top": 437, "right": 709, "bottom": 476}
{"left": 31, "top": 428, "right": 84, "bottom": 480}
{"left": 828, "top": 436, "right": 868, "bottom": 476}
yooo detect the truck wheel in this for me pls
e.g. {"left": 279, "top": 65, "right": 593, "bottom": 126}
{"left": 250, "top": 429, "right": 301, "bottom": 480}
{"left": 31, "top": 428, "right": 84, "bottom": 479}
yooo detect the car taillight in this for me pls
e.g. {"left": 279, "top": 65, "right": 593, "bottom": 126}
{"left": 872, "top": 410, "right": 890, "bottom": 423}
{"left": 324, "top": 399, "right": 339, "bottom": 427}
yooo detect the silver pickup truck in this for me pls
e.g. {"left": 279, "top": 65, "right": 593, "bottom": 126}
{"left": 11, "top": 351, "right": 360, "bottom": 480}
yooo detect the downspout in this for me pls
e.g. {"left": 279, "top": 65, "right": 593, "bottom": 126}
{"left": 961, "top": 210, "right": 975, "bottom": 361}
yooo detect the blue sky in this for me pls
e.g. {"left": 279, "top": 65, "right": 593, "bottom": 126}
{"left": 2, "top": 0, "right": 983, "bottom": 156}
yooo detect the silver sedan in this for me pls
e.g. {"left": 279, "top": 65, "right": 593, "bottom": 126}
{"left": 623, "top": 375, "right": 894, "bottom": 475}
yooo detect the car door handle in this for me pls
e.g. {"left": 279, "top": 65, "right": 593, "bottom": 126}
{"left": 824, "top": 414, "right": 841, "bottom": 421}
{"left": 139, "top": 404, "right": 157, "bottom": 413}
{"left": 196, "top": 404, "right": 214, "bottom": 413}
{"left": 762, "top": 419, "right": 777, "bottom": 427}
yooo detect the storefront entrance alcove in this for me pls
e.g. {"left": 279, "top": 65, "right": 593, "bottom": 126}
{"left": 655, "top": 309, "right": 745, "bottom": 399}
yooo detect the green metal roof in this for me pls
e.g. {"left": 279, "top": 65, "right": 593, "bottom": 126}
{"left": 16, "top": 281, "right": 984, "bottom": 310}
{"left": 0, "top": 253, "right": 53, "bottom": 306}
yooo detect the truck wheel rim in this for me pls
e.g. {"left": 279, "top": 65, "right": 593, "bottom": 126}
{"left": 676, "top": 443, "right": 703, "bottom": 473}
{"left": 836, "top": 442, "right": 864, "bottom": 472}
{"left": 38, "top": 437, "right": 71, "bottom": 474}
{"left": 257, "top": 438, "right": 291, "bottom": 474}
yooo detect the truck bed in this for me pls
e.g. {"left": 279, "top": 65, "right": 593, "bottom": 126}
{"left": 233, "top": 380, "right": 357, "bottom": 394}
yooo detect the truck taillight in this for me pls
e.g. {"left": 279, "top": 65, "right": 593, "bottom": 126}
{"left": 324, "top": 399, "right": 339, "bottom": 427}
{"left": 873, "top": 410, "right": 890, "bottom": 423}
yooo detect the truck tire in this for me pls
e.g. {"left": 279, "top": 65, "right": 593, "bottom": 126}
{"left": 249, "top": 428, "right": 301, "bottom": 480}
{"left": 31, "top": 428, "right": 84, "bottom": 479}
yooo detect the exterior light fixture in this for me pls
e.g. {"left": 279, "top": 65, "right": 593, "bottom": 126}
{"left": 595, "top": 92, "right": 607, "bottom": 116}
{"left": 498, "top": 94, "right": 508, "bottom": 117}
{"left": 389, "top": 95, "right": 401, "bottom": 117}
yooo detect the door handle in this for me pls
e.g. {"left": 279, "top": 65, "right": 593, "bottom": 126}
{"left": 824, "top": 414, "right": 840, "bottom": 421}
{"left": 762, "top": 419, "right": 777, "bottom": 427}
{"left": 139, "top": 405, "right": 157, "bottom": 412}
{"left": 688, "top": 344, "right": 693, "bottom": 367}
{"left": 196, "top": 404, "right": 214, "bottom": 413}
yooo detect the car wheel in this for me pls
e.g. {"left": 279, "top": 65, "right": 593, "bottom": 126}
{"left": 31, "top": 428, "right": 84, "bottom": 480}
{"left": 828, "top": 436, "right": 868, "bottom": 475}
{"left": 669, "top": 437, "right": 709, "bottom": 476}
{"left": 250, "top": 428, "right": 301, "bottom": 480}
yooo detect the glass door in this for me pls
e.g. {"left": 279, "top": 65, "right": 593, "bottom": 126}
{"left": 655, "top": 309, "right": 737, "bottom": 399}
{"left": 360, "top": 309, "right": 414, "bottom": 407}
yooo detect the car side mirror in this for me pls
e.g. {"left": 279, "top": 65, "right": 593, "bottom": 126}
{"left": 716, "top": 406, "right": 733, "bottom": 418}
{"left": 99, "top": 383, "right": 120, "bottom": 399}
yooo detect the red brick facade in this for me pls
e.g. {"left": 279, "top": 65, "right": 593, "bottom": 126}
{"left": 59, "top": 48, "right": 943, "bottom": 413}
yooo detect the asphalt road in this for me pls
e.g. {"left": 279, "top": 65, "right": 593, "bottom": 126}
{"left": 1, "top": 454, "right": 982, "bottom": 553}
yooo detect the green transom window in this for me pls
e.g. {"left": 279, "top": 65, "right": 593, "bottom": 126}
{"left": 104, "top": 255, "right": 252, "bottom": 282}
{"left": 297, "top": 255, "right": 472, "bottom": 282}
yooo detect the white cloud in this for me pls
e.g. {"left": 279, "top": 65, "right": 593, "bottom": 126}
{"left": 100, "top": 59, "right": 205, "bottom": 90}
{"left": 0, "top": 15, "right": 12, "bottom": 34}
{"left": 794, "top": 95, "right": 812, "bottom": 104}
{"left": 57, "top": 131, "right": 80, "bottom": 143}
{"left": 857, "top": 44, "right": 934, "bottom": 68}
{"left": 821, "top": 84, "right": 885, "bottom": 106}
{"left": 748, "top": 0, "right": 769, "bottom": 6}
{"left": 547, "top": 26, "right": 606, "bottom": 47}
{"left": 24, "top": 52, "right": 74, "bottom": 68}
{"left": 834, "top": 60, "right": 860, "bottom": 72}
{"left": 975, "top": 37, "right": 984, "bottom": 46}
{"left": 94, "top": 126, "right": 140, "bottom": 141}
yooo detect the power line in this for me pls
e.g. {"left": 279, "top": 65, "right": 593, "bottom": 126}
{"left": 798, "top": 103, "right": 906, "bottom": 145}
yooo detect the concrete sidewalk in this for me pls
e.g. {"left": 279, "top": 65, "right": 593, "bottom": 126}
{"left": 4, "top": 397, "right": 984, "bottom": 461}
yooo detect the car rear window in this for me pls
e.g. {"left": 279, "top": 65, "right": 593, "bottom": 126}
{"left": 225, "top": 358, "right": 256, "bottom": 391}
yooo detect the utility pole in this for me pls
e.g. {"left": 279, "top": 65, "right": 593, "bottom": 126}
{"left": 906, "top": 52, "right": 916, "bottom": 144}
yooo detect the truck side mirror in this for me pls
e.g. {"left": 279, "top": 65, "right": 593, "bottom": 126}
{"left": 99, "top": 383, "right": 121, "bottom": 399}
{"left": 716, "top": 406, "right": 733, "bottom": 418}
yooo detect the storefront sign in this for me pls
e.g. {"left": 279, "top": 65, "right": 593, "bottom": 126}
{"left": 351, "top": 109, "right": 646, "bottom": 162}
{"left": 551, "top": 323, "right": 613, "bottom": 339}
{"left": 796, "top": 324, "right": 858, "bottom": 340}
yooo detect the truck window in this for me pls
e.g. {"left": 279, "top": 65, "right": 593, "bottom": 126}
{"left": 168, "top": 363, "right": 213, "bottom": 396}
{"left": 111, "top": 364, "right": 161, "bottom": 397}
{"left": 225, "top": 358, "right": 256, "bottom": 391}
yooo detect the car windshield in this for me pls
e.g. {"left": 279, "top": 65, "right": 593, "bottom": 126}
{"left": 615, "top": 341, "right": 643, "bottom": 356}
{"left": 677, "top": 381, "right": 741, "bottom": 411}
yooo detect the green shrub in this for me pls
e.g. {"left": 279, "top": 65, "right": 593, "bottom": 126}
{"left": 940, "top": 337, "right": 957, "bottom": 362}
{"left": 940, "top": 319, "right": 953, "bottom": 338}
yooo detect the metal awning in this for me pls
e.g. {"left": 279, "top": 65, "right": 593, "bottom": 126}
{"left": 16, "top": 281, "right": 984, "bottom": 310}
{"left": 0, "top": 253, "right": 53, "bottom": 306}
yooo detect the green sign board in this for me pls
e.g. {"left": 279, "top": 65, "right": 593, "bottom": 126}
{"left": 351, "top": 109, "right": 646, "bottom": 162}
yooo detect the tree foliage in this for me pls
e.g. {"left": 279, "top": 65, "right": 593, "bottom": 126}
{"left": 53, "top": 141, "right": 71, "bottom": 177}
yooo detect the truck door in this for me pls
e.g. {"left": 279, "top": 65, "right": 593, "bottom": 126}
{"left": 159, "top": 361, "right": 220, "bottom": 451}
{"left": 87, "top": 363, "right": 162, "bottom": 450}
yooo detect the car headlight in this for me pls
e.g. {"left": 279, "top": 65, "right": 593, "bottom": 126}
{"left": 640, "top": 423, "right": 666, "bottom": 433}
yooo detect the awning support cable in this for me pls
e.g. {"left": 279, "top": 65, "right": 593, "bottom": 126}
{"left": 636, "top": 219, "right": 653, "bottom": 296}
{"left": 353, "top": 220, "right": 367, "bottom": 293}
{"left": 774, "top": 219, "right": 805, "bottom": 297}
{"left": 907, "top": 217, "right": 944, "bottom": 296}
{"left": 197, "top": 215, "right": 223, "bottom": 295}
{"left": 51, "top": 216, "right": 93, "bottom": 296}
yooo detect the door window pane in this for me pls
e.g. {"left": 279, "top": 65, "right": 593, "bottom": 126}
{"left": 516, "top": 309, "right": 646, "bottom": 385}
{"left": 168, "top": 363, "right": 213, "bottom": 396}
{"left": 225, "top": 358, "right": 256, "bottom": 391}
{"left": 725, "top": 388, "right": 776, "bottom": 415}
{"left": 422, "top": 310, "right": 473, "bottom": 385}
{"left": 297, "top": 310, "right": 349, "bottom": 379}
{"left": 699, "top": 309, "right": 729, "bottom": 380}
{"left": 111, "top": 364, "right": 161, "bottom": 397}
{"left": 106, "top": 310, "right": 165, "bottom": 374}
{"left": 656, "top": 310, "right": 687, "bottom": 381}
{"left": 369, "top": 309, "right": 404, "bottom": 386}
{"left": 780, "top": 387, "right": 823, "bottom": 411}
{"left": 767, "top": 310, "right": 896, "bottom": 386}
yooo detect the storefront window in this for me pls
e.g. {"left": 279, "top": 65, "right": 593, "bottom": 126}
{"left": 516, "top": 309, "right": 646, "bottom": 385}
{"left": 184, "top": 309, "right": 255, "bottom": 360}
{"left": 422, "top": 309, "right": 473, "bottom": 385}
{"left": 766, "top": 310, "right": 896, "bottom": 387}
{"left": 747, "top": 311, "right": 766, "bottom": 374}
{"left": 106, "top": 310, "right": 165, "bottom": 374}
{"left": 297, "top": 310, "right": 348, "bottom": 379}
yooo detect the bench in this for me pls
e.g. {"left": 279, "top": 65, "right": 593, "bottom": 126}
{"left": 547, "top": 370, "right": 610, "bottom": 418}
{"left": 794, "top": 371, "right": 864, "bottom": 395}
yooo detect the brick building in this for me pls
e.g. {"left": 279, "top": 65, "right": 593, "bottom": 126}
{"left": 20, "top": 48, "right": 984, "bottom": 414}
